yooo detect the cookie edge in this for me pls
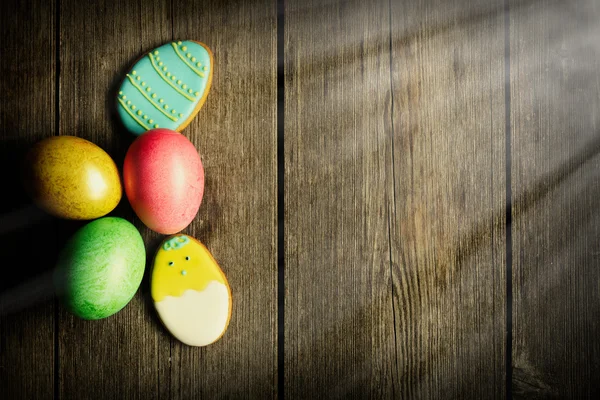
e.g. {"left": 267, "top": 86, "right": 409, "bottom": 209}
{"left": 175, "top": 41, "right": 214, "bottom": 132}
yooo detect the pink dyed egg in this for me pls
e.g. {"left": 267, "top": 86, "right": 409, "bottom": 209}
{"left": 123, "top": 128, "right": 204, "bottom": 234}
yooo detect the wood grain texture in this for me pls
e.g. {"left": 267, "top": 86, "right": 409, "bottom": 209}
{"left": 284, "top": 0, "right": 397, "bottom": 397}
{"left": 509, "top": 0, "right": 600, "bottom": 398}
{"left": 171, "top": 0, "right": 277, "bottom": 398}
{"left": 0, "top": 0, "right": 56, "bottom": 399}
{"left": 58, "top": 1, "right": 172, "bottom": 399}
{"left": 389, "top": 0, "right": 506, "bottom": 398}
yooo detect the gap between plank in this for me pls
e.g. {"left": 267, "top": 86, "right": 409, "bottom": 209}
{"left": 54, "top": 0, "right": 61, "bottom": 399}
{"left": 276, "top": 0, "right": 285, "bottom": 399}
{"left": 387, "top": 0, "right": 400, "bottom": 396}
{"left": 504, "top": 0, "right": 513, "bottom": 399}
{"left": 170, "top": 0, "right": 174, "bottom": 42}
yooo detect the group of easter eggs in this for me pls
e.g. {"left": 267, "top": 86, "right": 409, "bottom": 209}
{"left": 21, "top": 41, "right": 231, "bottom": 347}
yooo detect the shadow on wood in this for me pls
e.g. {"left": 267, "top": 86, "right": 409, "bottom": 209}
{"left": 0, "top": 138, "right": 60, "bottom": 316}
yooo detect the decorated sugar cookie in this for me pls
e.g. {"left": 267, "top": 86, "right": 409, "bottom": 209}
{"left": 151, "top": 235, "right": 231, "bottom": 346}
{"left": 117, "top": 40, "right": 213, "bottom": 135}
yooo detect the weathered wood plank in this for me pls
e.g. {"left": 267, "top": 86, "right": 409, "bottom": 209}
{"left": 170, "top": 0, "right": 278, "bottom": 398}
{"left": 0, "top": 0, "right": 56, "bottom": 398}
{"left": 58, "top": 1, "right": 172, "bottom": 399}
{"left": 389, "top": 0, "right": 506, "bottom": 397}
{"left": 284, "top": 0, "right": 397, "bottom": 397}
{"left": 510, "top": 0, "right": 600, "bottom": 398}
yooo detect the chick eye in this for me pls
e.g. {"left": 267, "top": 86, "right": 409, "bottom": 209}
{"left": 185, "top": 256, "right": 190, "bottom": 261}
{"left": 168, "top": 261, "right": 174, "bottom": 266}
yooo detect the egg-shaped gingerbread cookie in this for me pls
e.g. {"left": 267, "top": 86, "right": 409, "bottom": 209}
{"left": 117, "top": 40, "right": 213, "bottom": 135}
{"left": 151, "top": 235, "right": 231, "bottom": 346}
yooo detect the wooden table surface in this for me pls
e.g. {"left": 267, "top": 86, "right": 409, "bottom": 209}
{"left": 1, "top": 0, "right": 599, "bottom": 398}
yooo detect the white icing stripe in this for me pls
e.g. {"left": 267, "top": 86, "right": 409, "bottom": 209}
{"left": 154, "top": 281, "right": 230, "bottom": 346}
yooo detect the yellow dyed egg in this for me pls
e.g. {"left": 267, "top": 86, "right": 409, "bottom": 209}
{"left": 151, "top": 234, "right": 232, "bottom": 346}
{"left": 22, "top": 136, "right": 122, "bottom": 220}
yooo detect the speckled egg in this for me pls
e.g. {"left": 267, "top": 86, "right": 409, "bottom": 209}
{"left": 22, "top": 136, "right": 122, "bottom": 220}
{"left": 123, "top": 128, "right": 204, "bottom": 234}
{"left": 54, "top": 217, "right": 146, "bottom": 320}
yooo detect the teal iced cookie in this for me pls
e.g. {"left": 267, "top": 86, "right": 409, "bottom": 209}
{"left": 117, "top": 40, "right": 213, "bottom": 135}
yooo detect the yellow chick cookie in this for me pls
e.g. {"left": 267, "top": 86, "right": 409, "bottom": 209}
{"left": 151, "top": 234, "right": 232, "bottom": 346}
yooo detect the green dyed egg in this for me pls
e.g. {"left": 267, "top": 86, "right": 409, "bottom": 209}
{"left": 55, "top": 217, "right": 146, "bottom": 320}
